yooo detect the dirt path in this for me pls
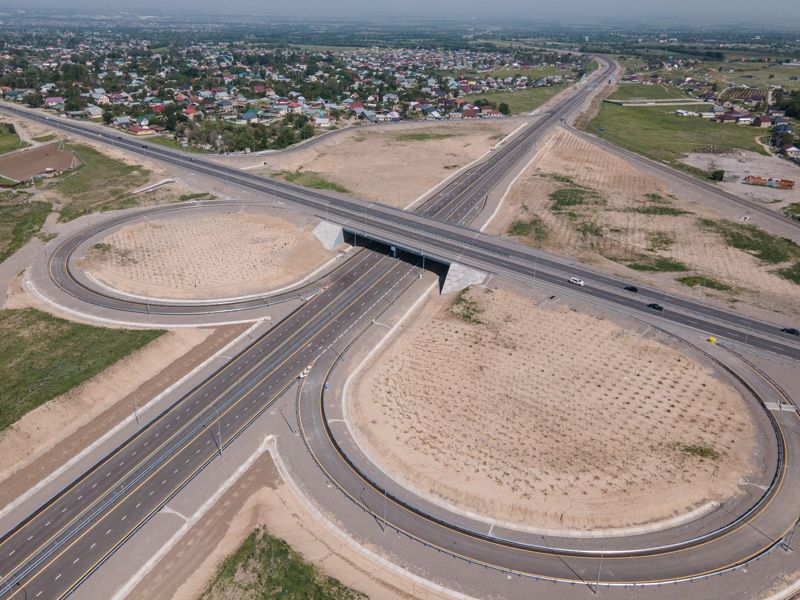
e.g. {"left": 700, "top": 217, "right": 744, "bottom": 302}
{"left": 349, "top": 286, "right": 757, "bottom": 531}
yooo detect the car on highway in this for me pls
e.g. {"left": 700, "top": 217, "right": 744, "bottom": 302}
{"left": 624, "top": 285, "right": 639, "bottom": 293}
{"left": 568, "top": 276, "right": 585, "bottom": 287}
{"left": 647, "top": 303, "right": 664, "bottom": 312}
{"left": 781, "top": 327, "right": 799, "bottom": 336}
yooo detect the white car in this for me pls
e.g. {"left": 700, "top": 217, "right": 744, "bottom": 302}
{"left": 568, "top": 276, "right": 585, "bottom": 287}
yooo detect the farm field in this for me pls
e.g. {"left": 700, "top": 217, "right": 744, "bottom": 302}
{"left": 0, "top": 307, "right": 163, "bottom": 432}
{"left": 588, "top": 102, "right": 767, "bottom": 166}
{"left": 350, "top": 285, "right": 758, "bottom": 530}
{"left": 489, "top": 128, "right": 800, "bottom": 317}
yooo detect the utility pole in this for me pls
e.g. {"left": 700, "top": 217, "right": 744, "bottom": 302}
{"left": 743, "top": 319, "right": 752, "bottom": 353}
{"left": 133, "top": 403, "right": 140, "bottom": 426}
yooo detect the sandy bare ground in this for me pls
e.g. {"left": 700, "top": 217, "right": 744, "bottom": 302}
{"left": 79, "top": 212, "right": 335, "bottom": 300}
{"left": 681, "top": 150, "right": 800, "bottom": 211}
{"left": 133, "top": 454, "right": 453, "bottom": 600}
{"left": 0, "top": 328, "right": 214, "bottom": 488}
{"left": 489, "top": 128, "right": 800, "bottom": 318}
{"left": 254, "top": 121, "right": 519, "bottom": 208}
{"left": 350, "top": 286, "right": 756, "bottom": 531}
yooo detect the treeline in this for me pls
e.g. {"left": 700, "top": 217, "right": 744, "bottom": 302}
{"left": 175, "top": 113, "right": 316, "bottom": 153}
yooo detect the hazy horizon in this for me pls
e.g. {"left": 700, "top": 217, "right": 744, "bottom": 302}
{"left": 3, "top": 0, "right": 800, "bottom": 28}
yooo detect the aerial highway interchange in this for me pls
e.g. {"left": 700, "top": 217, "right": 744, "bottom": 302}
{"left": 1, "top": 55, "right": 800, "bottom": 600}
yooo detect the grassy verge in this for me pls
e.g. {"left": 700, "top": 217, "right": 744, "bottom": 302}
{"left": 625, "top": 256, "right": 690, "bottom": 272}
{"left": 201, "top": 526, "right": 366, "bottom": 600}
{"left": 677, "top": 275, "right": 732, "bottom": 291}
{"left": 145, "top": 135, "right": 209, "bottom": 154}
{"left": 178, "top": 192, "right": 216, "bottom": 201}
{"left": 671, "top": 441, "right": 720, "bottom": 461}
{"left": 627, "top": 205, "right": 690, "bottom": 216}
{"left": 277, "top": 169, "right": 350, "bottom": 193}
{"left": 55, "top": 144, "right": 151, "bottom": 221}
{"left": 507, "top": 215, "right": 548, "bottom": 242}
{"left": 394, "top": 132, "right": 456, "bottom": 142}
{"left": 0, "top": 123, "right": 29, "bottom": 155}
{"left": 0, "top": 308, "right": 163, "bottom": 432}
{"left": 477, "top": 84, "right": 567, "bottom": 115}
{"left": 0, "top": 197, "right": 51, "bottom": 262}
{"left": 784, "top": 203, "right": 800, "bottom": 221}
{"left": 697, "top": 218, "right": 800, "bottom": 264}
{"left": 450, "top": 287, "right": 482, "bottom": 324}
{"left": 32, "top": 134, "right": 57, "bottom": 143}
{"left": 697, "top": 218, "right": 800, "bottom": 285}
{"left": 549, "top": 186, "right": 603, "bottom": 213}
{"left": 588, "top": 103, "right": 767, "bottom": 165}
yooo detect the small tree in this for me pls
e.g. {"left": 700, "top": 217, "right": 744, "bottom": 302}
{"left": 709, "top": 169, "right": 725, "bottom": 181}
{"left": 300, "top": 123, "right": 315, "bottom": 140}
{"left": 498, "top": 102, "right": 510, "bottom": 116}
{"left": 102, "top": 110, "right": 113, "bottom": 125}
{"left": 24, "top": 92, "right": 43, "bottom": 108}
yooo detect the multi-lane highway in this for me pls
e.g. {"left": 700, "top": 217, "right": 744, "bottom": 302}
{"left": 3, "top": 65, "right": 800, "bottom": 359}
{"left": 1, "top": 54, "right": 799, "bottom": 598}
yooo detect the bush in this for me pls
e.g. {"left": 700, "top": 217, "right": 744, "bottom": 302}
{"left": 709, "top": 169, "right": 725, "bottom": 181}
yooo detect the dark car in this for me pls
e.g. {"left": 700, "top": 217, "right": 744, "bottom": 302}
{"left": 781, "top": 327, "right": 799, "bottom": 336}
{"left": 647, "top": 303, "right": 664, "bottom": 312}
{"left": 624, "top": 285, "right": 639, "bottom": 293}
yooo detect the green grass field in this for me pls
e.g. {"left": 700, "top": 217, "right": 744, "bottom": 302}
{"left": 477, "top": 84, "right": 567, "bottom": 115}
{"left": 277, "top": 169, "right": 350, "bottom": 193}
{"left": 0, "top": 123, "right": 29, "bottom": 155}
{"left": 201, "top": 526, "right": 365, "bottom": 600}
{"left": 0, "top": 308, "right": 163, "bottom": 431}
{"left": 589, "top": 103, "right": 767, "bottom": 165}
{"left": 55, "top": 144, "right": 151, "bottom": 221}
{"left": 0, "top": 194, "right": 51, "bottom": 262}
{"left": 608, "top": 84, "right": 691, "bottom": 101}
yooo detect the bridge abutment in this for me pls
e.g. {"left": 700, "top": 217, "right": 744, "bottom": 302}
{"left": 441, "top": 262, "right": 487, "bottom": 294}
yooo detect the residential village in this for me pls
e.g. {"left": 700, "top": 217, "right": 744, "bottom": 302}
{"left": 0, "top": 34, "right": 586, "bottom": 153}
{"left": 617, "top": 57, "right": 800, "bottom": 163}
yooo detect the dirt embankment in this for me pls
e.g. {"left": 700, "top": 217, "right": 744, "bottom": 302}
{"left": 350, "top": 286, "right": 757, "bottom": 531}
{"left": 489, "top": 128, "right": 800, "bottom": 318}
{"left": 255, "top": 121, "right": 520, "bottom": 208}
{"left": 80, "top": 212, "right": 335, "bottom": 300}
